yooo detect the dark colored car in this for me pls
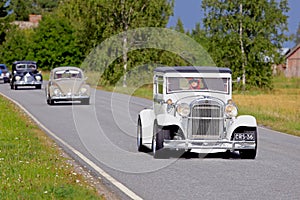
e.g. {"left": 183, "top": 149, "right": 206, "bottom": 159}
{"left": 10, "top": 61, "right": 43, "bottom": 90}
{"left": 0, "top": 64, "right": 11, "bottom": 83}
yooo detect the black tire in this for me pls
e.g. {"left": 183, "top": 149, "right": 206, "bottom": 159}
{"left": 47, "top": 97, "right": 54, "bottom": 105}
{"left": 152, "top": 122, "right": 170, "bottom": 159}
{"left": 10, "top": 84, "right": 14, "bottom": 89}
{"left": 239, "top": 130, "right": 257, "bottom": 159}
{"left": 36, "top": 85, "right": 42, "bottom": 89}
{"left": 222, "top": 150, "right": 232, "bottom": 159}
{"left": 239, "top": 149, "right": 257, "bottom": 159}
{"left": 137, "top": 117, "right": 146, "bottom": 152}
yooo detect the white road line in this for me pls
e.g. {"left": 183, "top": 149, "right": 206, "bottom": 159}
{"left": 0, "top": 92, "right": 143, "bottom": 200}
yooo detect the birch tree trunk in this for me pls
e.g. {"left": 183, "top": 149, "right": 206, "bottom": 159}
{"left": 121, "top": 0, "right": 128, "bottom": 87}
{"left": 122, "top": 30, "right": 128, "bottom": 87}
{"left": 239, "top": 3, "right": 246, "bottom": 90}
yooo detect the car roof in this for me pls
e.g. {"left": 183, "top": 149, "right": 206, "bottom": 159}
{"left": 52, "top": 66, "right": 83, "bottom": 72}
{"left": 13, "top": 61, "right": 37, "bottom": 65}
{"left": 154, "top": 66, "right": 232, "bottom": 74}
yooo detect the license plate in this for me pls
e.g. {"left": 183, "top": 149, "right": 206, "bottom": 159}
{"left": 234, "top": 132, "right": 255, "bottom": 141}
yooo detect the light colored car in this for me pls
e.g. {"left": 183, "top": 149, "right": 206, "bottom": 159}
{"left": 45, "top": 66, "right": 90, "bottom": 105}
{"left": 137, "top": 66, "right": 257, "bottom": 159}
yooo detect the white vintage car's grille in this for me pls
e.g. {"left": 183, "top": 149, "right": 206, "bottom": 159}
{"left": 190, "top": 101, "right": 223, "bottom": 139}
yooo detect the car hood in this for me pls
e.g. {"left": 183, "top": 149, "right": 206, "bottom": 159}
{"left": 0, "top": 69, "right": 9, "bottom": 73}
{"left": 54, "top": 79, "right": 85, "bottom": 94}
{"left": 172, "top": 94, "right": 228, "bottom": 106}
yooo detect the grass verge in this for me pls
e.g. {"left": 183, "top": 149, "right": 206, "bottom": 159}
{"left": 233, "top": 76, "right": 300, "bottom": 136}
{"left": 0, "top": 96, "right": 103, "bottom": 199}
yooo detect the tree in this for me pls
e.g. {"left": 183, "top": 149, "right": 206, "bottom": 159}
{"left": 29, "top": 12, "right": 82, "bottom": 70}
{"left": 0, "top": 0, "right": 12, "bottom": 45}
{"left": 294, "top": 22, "right": 300, "bottom": 45}
{"left": 190, "top": 23, "right": 209, "bottom": 51}
{"left": 60, "top": 0, "right": 174, "bottom": 86}
{"left": 9, "top": 0, "right": 59, "bottom": 20}
{"left": 103, "top": 0, "right": 174, "bottom": 86}
{"left": 174, "top": 18, "right": 185, "bottom": 33}
{"left": 202, "top": 0, "right": 289, "bottom": 89}
{"left": 0, "top": 27, "right": 34, "bottom": 65}
{"left": 33, "top": 0, "right": 60, "bottom": 12}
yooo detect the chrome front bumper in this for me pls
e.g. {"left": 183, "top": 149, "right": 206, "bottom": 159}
{"left": 51, "top": 95, "right": 89, "bottom": 101}
{"left": 164, "top": 139, "right": 256, "bottom": 151}
{"left": 15, "top": 81, "right": 42, "bottom": 86}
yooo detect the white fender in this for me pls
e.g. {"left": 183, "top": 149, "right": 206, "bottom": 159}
{"left": 157, "top": 114, "right": 183, "bottom": 129}
{"left": 228, "top": 115, "right": 257, "bottom": 136}
{"left": 139, "top": 109, "right": 155, "bottom": 144}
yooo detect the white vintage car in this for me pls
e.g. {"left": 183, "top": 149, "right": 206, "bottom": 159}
{"left": 137, "top": 66, "right": 257, "bottom": 159}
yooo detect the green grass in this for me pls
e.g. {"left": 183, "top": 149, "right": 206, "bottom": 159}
{"left": 273, "top": 75, "right": 300, "bottom": 89}
{"left": 41, "top": 70, "right": 50, "bottom": 81}
{"left": 0, "top": 97, "right": 103, "bottom": 199}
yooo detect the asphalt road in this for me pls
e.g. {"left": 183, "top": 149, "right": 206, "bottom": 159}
{"left": 0, "top": 83, "right": 300, "bottom": 200}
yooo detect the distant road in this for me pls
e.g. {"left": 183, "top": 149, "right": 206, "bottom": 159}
{"left": 1, "top": 83, "right": 300, "bottom": 200}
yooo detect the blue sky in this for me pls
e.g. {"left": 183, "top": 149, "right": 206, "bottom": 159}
{"left": 168, "top": 0, "right": 299, "bottom": 48}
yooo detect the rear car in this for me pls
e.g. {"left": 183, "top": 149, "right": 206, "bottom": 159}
{"left": 0, "top": 64, "right": 11, "bottom": 83}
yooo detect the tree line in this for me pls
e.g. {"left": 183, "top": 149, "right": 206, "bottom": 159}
{"left": 0, "top": 0, "right": 296, "bottom": 89}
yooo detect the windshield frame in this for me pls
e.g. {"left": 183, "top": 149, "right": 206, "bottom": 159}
{"left": 166, "top": 73, "right": 231, "bottom": 95}
{"left": 53, "top": 69, "right": 83, "bottom": 80}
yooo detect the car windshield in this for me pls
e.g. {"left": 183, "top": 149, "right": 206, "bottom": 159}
{"left": 167, "top": 77, "right": 229, "bottom": 94}
{"left": 54, "top": 69, "right": 82, "bottom": 79}
{"left": 16, "top": 64, "right": 36, "bottom": 70}
{"left": 0, "top": 65, "right": 6, "bottom": 70}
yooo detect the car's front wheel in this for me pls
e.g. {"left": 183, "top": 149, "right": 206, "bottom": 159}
{"left": 81, "top": 98, "right": 90, "bottom": 105}
{"left": 240, "top": 131, "right": 257, "bottom": 159}
{"left": 152, "top": 122, "right": 167, "bottom": 159}
{"left": 47, "top": 96, "right": 54, "bottom": 105}
{"left": 11, "top": 82, "right": 17, "bottom": 90}
{"left": 239, "top": 149, "right": 257, "bottom": 159}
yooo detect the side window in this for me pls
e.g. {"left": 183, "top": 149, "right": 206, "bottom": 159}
{"left": 157, "top": 76, "right": 164, "bottom": 94}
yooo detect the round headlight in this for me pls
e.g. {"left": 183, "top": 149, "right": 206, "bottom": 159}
{"left": 80, "top": 87, "right": 87, "bottom": 94}
{"left": 176, "top": 103, "right": 190, "bottom": 117}
{"left": 15, "top": 76, "right": 21, "bottom": 81}
{"left": 54, "top": 88, "right": 60, "bottom": 96}
{"left": 5, "top": 72, "right": 10, "bottom": 78}
{"left": 35, "top": 76, "right": 41, "bottom": 81}
{"left": 225, "top": 102, "right": 238, "bottom": 118}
